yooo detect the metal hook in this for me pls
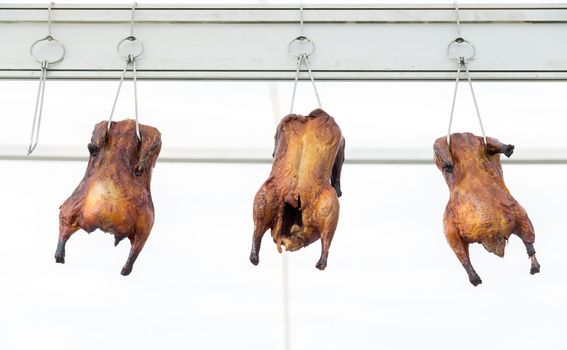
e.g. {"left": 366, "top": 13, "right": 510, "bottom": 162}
{"left": 447, "top": 3, "right": 475, "bottom": 64}
{"left": 130, "top": 1, "right": 136, "bottom": 37}
{"left": 303, "top": 54, "right": 322, "bottom": 109}
{"left": 289, "top": 56, "right": 302, "bottom": 114}
{"left": 132, "top": 55, "right": 141, "bottom": 141}
{"left": 48, "top": 1, "right": 53, "bottom": 37}
{"left": 108, "top": 59, "right": 129, "bottom": 134}
{"left": 288, "top": 4, "right": 314, "bottom": 58}
{"left": 447, "top": 62, "right": 461, "bottom": 146}
{"left": 28, "top": 61, "right": 48, "bottom": 155}
{"left": 108, "top": 55, "right": 142, "bottom": 142}
{"left": 27, "top": 2, "right": 65, "bottom": 155}
{"left": 117, "top": 36, "right": 144, "bottom": 61}
{"left": 288, "top": 36, "right": 315, "bottom": 58}
{"left": 118, "top": 2, "right": 144, "bottom": 61}
{"left": 447, "top": 37, "right": 476, "bottom": 64}
{"left": 446, "top": 2, "right": 486, "bottom": 147}
{"left": 299, "top": 2, "right": 304, "bottom": 37}
{"left": 455, "top": 2, "right": 461, "bottom": 38}
{"left": 288, "top": 4, "right": 321, "bottom": 114}
{"left": 108, "top": 2, "right": 142, "bottom": 142}
{"left": 463, "top": 59, "right": 487, "bottom": 146}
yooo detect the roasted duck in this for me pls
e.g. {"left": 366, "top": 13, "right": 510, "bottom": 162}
{"left": 434, "top": 132, "right": 540, "bottom": 286}
{"left": 56, "top": 119, "right": 162, "bottom": 276}
{"left": 250, "top": 108, "right": 345, "bottom": 270}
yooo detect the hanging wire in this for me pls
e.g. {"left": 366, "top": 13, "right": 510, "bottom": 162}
{"left": 446, "top": 2, "right": 486, "bottom": 146}
{"left": 303, "top": 54, "right": 322, "bottom": 109}
{"left": 463, "top": 59, "right": 486, "bottom": 145}
{"left": 132, "top": 57, "right": 141, "bottom": 140}
{"left": 288, "top": 5, "right": 322, "bottom": 114}
{"left": 448, "top": 60, "right": 486, "bottom": 147}
{"left": 299, "top": 2, "right": 304, "bottom": 37}
{"left": 27, "top": 2, "right": 65, "bottom": 155}
{"left": 289, "top": 56, "right": 302, "bottom": 114}
{"left": 47, "top": 1, "right": 53, "bottom": 38}
{"left": 289, "top": 53, "right": 321, "bottom": 113}
{"left": 108, "top": 56, "right": 142, "bottom": 141}
{"left": 28, "top": 61, "right": 48, "bottom": 155}
{"left": 447, "top": 61, "right": 461, "bottom": 145}
{"left": 108, "top": 2, "right": 142, "bottom": 141}
{"left": 108, "top": 59, "right": 130, "bottom": 133}
{"left": 28, "top": 3, "right": 51, "bottom": 155}
{"left": 130, "top": 1, "right": 136, "bottom": 37}
{"left": 455, "top": 1, "right": 461, "bottom": 38}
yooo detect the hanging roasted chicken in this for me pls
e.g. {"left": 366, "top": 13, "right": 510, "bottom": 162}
{"left": 434, "top": 132, "right": 540, "bottom": 286}
{"left": 55, "top": 119, "right": 162, "bottom": 276}
{"left": 250, "top": 108, "right": 345, "bottom": 270}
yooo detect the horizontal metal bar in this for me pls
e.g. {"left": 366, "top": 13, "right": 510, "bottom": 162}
{"left": 1, "top": 145, "right": 566, "bottom": 165}
{"left": 4, "top": 70, "right": 567, "bottom": 81}
{"left": 1, "top": 4, "right": 566, "bottom": 80}
{"left": 3, "top": 4, "right": 567, "bottom": 10}
{"left": 2, "top": 7, "right": 567, "bottom": 23}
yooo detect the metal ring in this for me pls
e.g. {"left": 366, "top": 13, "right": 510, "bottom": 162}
{"left": 117, "top": 35, "right": 144, "bottom": 61}
{"left": 447, "top": 37, "right": 476, "bottom": 63}
{"left": 288, "top": 36, "right": 315, "bottom": 58}
{"left": 29, "top": 35, "right": 65, "bottom": 65}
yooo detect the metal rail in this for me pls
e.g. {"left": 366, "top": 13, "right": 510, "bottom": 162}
{"left": 1, "top": 4, "right": 567, "bottom": 80}
{"left": 2, "top": 145, "right": 567, "bottom": 164}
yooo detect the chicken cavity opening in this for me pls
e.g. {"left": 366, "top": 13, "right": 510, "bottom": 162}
{"left": 277, "top": 196, "right": 305, "bottom": 252}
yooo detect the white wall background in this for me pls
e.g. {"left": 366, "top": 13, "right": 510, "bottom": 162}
{"left": 0, "top": 161, "right": 566, "bottom": 350}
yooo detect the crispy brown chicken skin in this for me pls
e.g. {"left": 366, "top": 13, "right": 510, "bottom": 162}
{"left": 250, "top": 109, "right": 345, "bottom": 270}
{"left": 55, "top": 119, "right": 161, "bottom": 276}
{"left": 434, "top": 132, "right": 540, "bottom": 286}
